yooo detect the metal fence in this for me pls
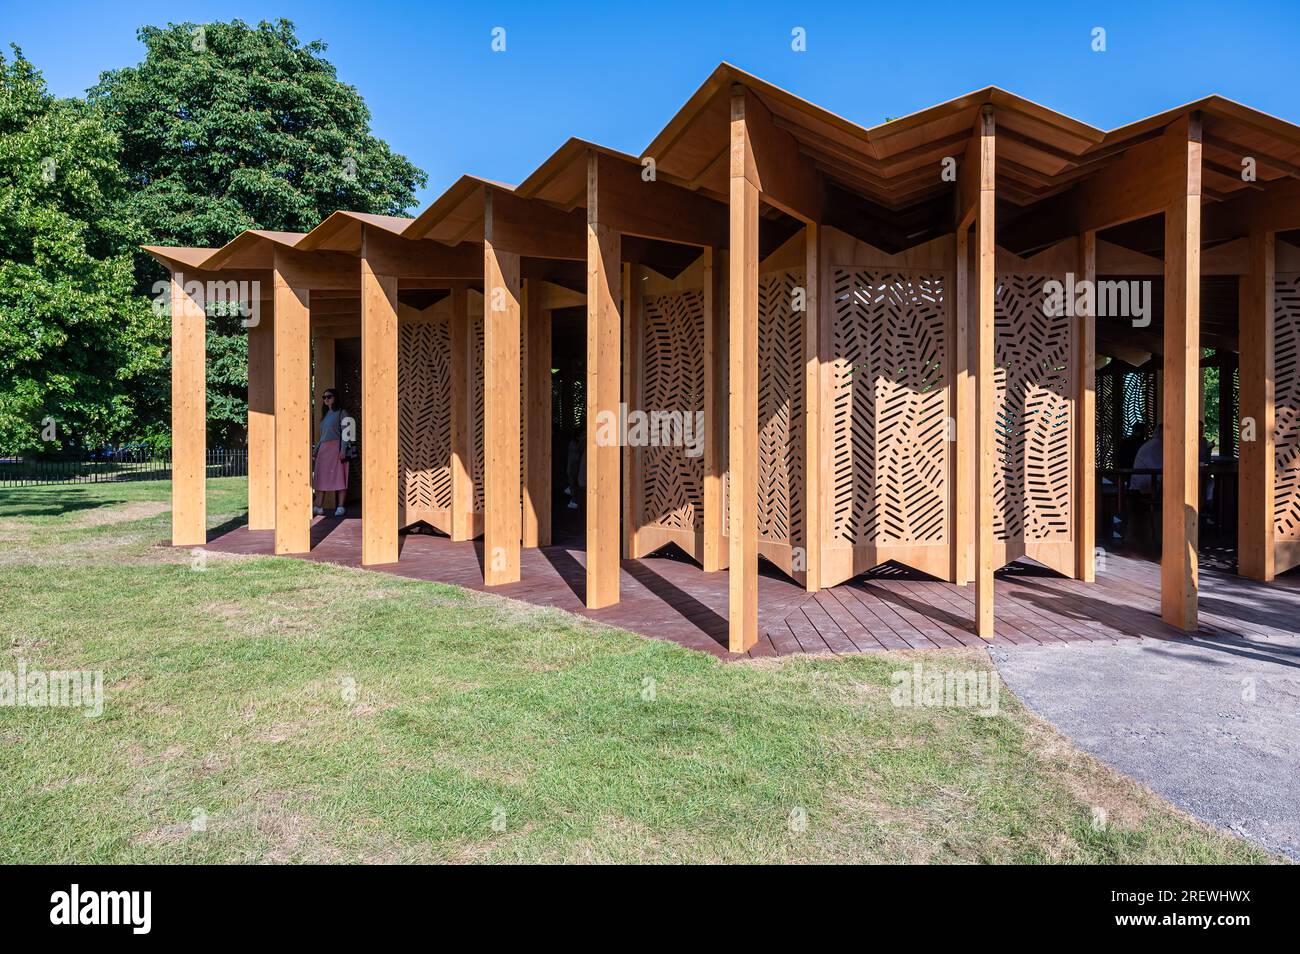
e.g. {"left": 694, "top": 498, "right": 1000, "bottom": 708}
{"left": 0, "top": 449, "right": 248, "bottom": 487}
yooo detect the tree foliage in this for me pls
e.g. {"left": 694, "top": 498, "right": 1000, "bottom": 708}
{"left": 90, "top": 18, "right": 427, "bottom": 445}
{"left": 0, "top": 47, "right": 161, "bottom": 455}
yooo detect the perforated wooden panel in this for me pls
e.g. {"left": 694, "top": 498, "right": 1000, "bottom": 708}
{"left": 641, "top": 289, "right": 706, "bottom": 532}
{"left": 994, "top": 273, "right": 1074, "bottom": 570}
{"left": 1274, "top": 273, "right": 1300, "bottom": 569}
{"left": 758, "top": 269, "right": 805, "bottom": 547}
{"left": 1097, "top": 372, "right": 1118, "bottom": 469}
{"left": 829, "top": 269, "right": 949, "bottom": 552}
{"left": 471, "top": 313, "right": 485, "bottom": 513}
{"left": 397, "top": 320, "right": 453, "bottom": 526}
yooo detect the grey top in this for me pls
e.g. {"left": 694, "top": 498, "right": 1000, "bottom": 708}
{"left": 319, "top": 408, "right": 344, "bottom": 444}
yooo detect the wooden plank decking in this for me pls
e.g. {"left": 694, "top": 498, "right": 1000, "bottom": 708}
{"left": 198, "top": 514, "right": 1299, "bottom": 660}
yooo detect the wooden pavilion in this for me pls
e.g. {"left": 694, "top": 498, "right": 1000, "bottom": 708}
{"left": 146, "top": 64, "right": 1300, "bottom": 652}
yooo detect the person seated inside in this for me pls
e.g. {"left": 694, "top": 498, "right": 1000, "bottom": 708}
{"left": 1198, "top": 419, "right": 1213, "bottom": 464}
{"left": 1117, "top": 421, "right": 1148, "bottom": 471}
{"left": 1130, "top": 429, "right": 1162, "bottom": 495}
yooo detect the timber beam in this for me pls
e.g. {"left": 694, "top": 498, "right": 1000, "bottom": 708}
{"left": 585, "top": 153, "right": 622, "bottom": 608}
{"left": 359, "top": 233, "right": 400, "bottom": 566}
{"left": 169, "top": 272, "right": 207, "bottom": 547}
{"left": 482, "top": 189, "right": 524, "bottom": 586}
{"left": 728, "top": 86, "right": 762, "bottom": 652}
{"left": 972, "top": 106, "right": 997, "bottom": 640}
{"left": 1161, "top": 113, "right": 1204, "bottom": 632}
{"left": 731, "top": 85, "right": 822, "bottom": 224}
{"left": 271, "top": 250, "right": 313, "bottom": 555}
{"left": 588, "top": 151, "right": 730, "bottom": 248}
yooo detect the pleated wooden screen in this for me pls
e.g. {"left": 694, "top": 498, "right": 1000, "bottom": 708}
{"left": 470, "top": 297, "right": 487, "bottom": 516}
{"left": 828, "top": 267, "right": 950, "bottom": 580}
{"left": 1096, "top": 371, "right": 1118, "bottom": 468}
{"left": 397, "top": 316, "right": 453, "bottom": 531}
{"left": 1123, "top": 370, "right": 1159, "bottom": 439}
{"left": 640, "top": 287, "right": 706, "bottom": 542}
{"left": 1275, "top": 272, "right": 1300, "bottom": 573}
{"left": 757, "top": 269, "right": 806, "bottom": 575}
{"left": 993, "top": 247, "right": 1076, "bottom": 576}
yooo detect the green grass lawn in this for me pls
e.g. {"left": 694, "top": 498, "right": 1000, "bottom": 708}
{"left": 0, "top": 478, "right": 1276, "bottom": 863}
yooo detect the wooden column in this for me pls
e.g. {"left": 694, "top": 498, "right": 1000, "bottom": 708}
{"left": 523, "top": 276, "right": 552, "bottom": 549}
{"left": 953, "top": 228, "right": 973, "bottom": 585}
{"left": 703, "top": 248, "right": 728, "bottom": 572}
{"left": 1239, "top": 230, "right": 1276, "bottom": 581}
{"left": 974, "top": 106, "right": 997, "bottom": 639}
{"left": 621, "top": 262, "right": 643, "bottom": 561}
{"left": 170, "top": 273, "right": 207, "bottom": 546}
{"left": 311, "top": 334, "right": 335, "bottom": 444}
{"left": 1161, "top": 115, "right": 1203, "bottom": 631}
{"left": 1074, "top": 231, "right": 1097, "bottom": 581}
{"left": 729, "top": 89, "right": 761, "bottom": 653}
{"left": 360, "top": 252, "right": 399, "bottom": 566}
{"left": 247, "top": 305, "right": 275, "bottom": 531}
{"left": 586, "top": 154, "right": 622, "bottom": 608}
{"left": 272, "top": 256, "right": 311, "bottom": 554}
{"left": 449, "top": 286, "right": 474, "bottom": 541}
{"left": 802, "top": 224, "right": 821, "bottom": 592}
{"left": 484, "top": 200, "right": 523, "bottom": 586}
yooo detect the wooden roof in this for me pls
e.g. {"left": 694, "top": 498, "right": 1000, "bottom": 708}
{"left": 145, "top": 63, "right": 1300, "bottom": 267}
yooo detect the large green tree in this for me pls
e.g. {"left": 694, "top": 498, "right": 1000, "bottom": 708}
{"left": 0, "top": 47, "right": 161, "bottom": 455}
{"left": 91, "top": 18, "right": 426, "bottom": 445}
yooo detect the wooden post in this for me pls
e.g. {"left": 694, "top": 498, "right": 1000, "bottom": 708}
{"left": 1075, "top": 231, "right": 1097, "bottom": 581}
{"left": 311, "top": 334, "right": 335, "bottom": 444}
{"left": 170, "top": 273, "right": 207, "bottom": 546}
{"left": 360, "top": 250, "right": 399, "bottom": 566}
{"left": 703, "top": 248, "right": 728, "bottom": 572}
{"left": 729, "top": 88, "right": 761, "bottom": 653}
{"left": 953, "top": 228, "right": 973, "bottom": 585}
{"left": 802, "top": 224, "right": 821, "bottom": 592}
{"left": 1161, "top": 115, "right": 1203, "bottom": 631}
{"left": 247, "top": 303, "right": 275, "bottom": 531}
{"left": 523, "top": 276, "right": 552, "bottom": 548}
{"left": 586, "top": 153, "right": 622, "bottom": 608}
{"left": 449, "top": 286, "right": 474, "bottom": 541}
{"left": 1239, "top": 230, "right": 1276, "bottom": 581}
{"left": 484, "top": 195, "right": 523, "bottom": 586}
{"left": 272, "top": 256, "right": 311, "bottom": 554}
{"left": 974, "top": 106, "right": 997, "bottom": 639}
{"left": 621, "top": 262, "right": 642, "bottom": 561}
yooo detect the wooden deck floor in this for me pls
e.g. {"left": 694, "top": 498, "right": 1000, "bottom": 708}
{"left": 198, "top": 515, "right": 1300, "bottom": 660}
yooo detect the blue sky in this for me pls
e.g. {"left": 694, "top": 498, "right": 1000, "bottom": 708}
{"left": 6, "top": 1, "right": 1300, "bottom": 209}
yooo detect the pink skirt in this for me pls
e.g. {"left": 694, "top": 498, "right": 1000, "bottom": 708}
{"left": 313, "top": 440, "right": 350, "bottom": 491}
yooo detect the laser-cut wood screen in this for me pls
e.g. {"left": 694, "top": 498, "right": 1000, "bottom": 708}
{"left": 758, "top": 269, "right": 806, "bottom": 561}
{"left": 398, "top": 319, "right": 453, "bottom": 530}
{"left": 471, "top": 312, "right": 486, "bottom": 514}
{"left": 632, "top": 255, "right": 805, "bottom": 578}
{"left": 994, "top": 272, "right": 1075, "bottom": 575}
{"left": 1275, "top": 272, "right": 1300, "bottom": 573}
{"left": 641, "top": 289, "right": 706, "bottom": 534}
{"left": 828, "top": 268, "right": 950, "bottom": 578}
{"left": 1096, "top": 365, "right": 1157, "bottom": 469}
